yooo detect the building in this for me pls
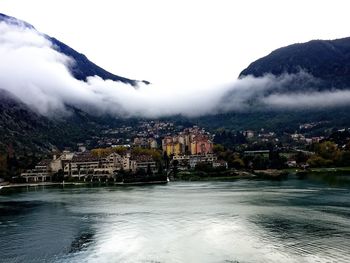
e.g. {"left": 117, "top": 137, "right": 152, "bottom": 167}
{"left": 162, "top": 127, "right": 213, "bottom": 156}
{"left": 50, "top": 151, "right": 74, "bottom": 173}
{"left": 63, "top": 152, "right": 134, "bottom": 178}
{"left": 148, "top": 138, "right": 158, "bottom": 149}
{"left": 134, "top": 137, "right": 158, "bottom": 149}
{"left": 21, "top": 148, "right": 159, "bottom": 181}
{"left": 212, "top": 160, "right": 228, "bottom": 169}
{"left": 64, "top": 152, "right": 102, "bottom": 178}
{"left": 189, "top": 154, "right": 217, "bottom": 169}
{"left": 243, "top": 130, "right": 255, "bottom": 139}
{"left": 190, "top": 135, "right": 213, "bottom": 155}
{"left": 21, "top": 159, "right": 52, "bottom": 182}
{"left": 131, "top": 154, "right": 157, "bottom": 173}
{"left": 172, "top": 154, "right": 218, "bottom": 169}
{"left": 77, "top": 143, "right": 87, "bottom": 152}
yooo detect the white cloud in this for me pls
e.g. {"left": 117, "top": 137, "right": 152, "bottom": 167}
{"left": 1, "top": 20, "right": 350, "bottom": 119}
{"left": 0, "top": 21, "right": 232, "bottom": 117}
{"left": 1, "top": 0, "right": 350, "bottom": 85}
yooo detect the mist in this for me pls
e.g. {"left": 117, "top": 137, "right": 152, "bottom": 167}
{"left": 1, "top": 21, "right": 349, "bottom": 119}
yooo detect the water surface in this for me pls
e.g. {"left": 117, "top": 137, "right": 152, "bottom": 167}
{"left": 1, "top": 178, "right": 350, "bottom": 263}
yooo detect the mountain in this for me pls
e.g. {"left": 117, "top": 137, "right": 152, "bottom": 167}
{"left": 1, "top": 13, "right": 350, "bottom": 156}
{"left": 0, "top": 13, "right": 149, "bottom": 154}
{"left": 239, "top": 37, "right": 350, "bottom": 89}
{"left": 0, "top": 13, "right": 148, "bottom": 86}
{"left": 193, "top": 37, "right": 350, "bottom": 132}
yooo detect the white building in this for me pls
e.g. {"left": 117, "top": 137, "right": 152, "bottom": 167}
{"left": 21, "top": 159, "right": 52, "bottom": 182}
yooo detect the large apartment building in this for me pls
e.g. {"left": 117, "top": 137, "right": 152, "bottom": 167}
{"left": 22, "top": 150, "right": 158, "bottom": 181}
{"left": 162, "top": 127, "right": 213, "bottom": 156}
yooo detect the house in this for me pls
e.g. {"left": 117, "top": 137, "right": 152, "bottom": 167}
{"left": 212, "top": 160, "right": 228, "bottom": 169}
{"left": 243, "top": 130, "right": 255, "bottom": 139}
{"left": 287, "top": 160, "right": 297, "bottom": 167}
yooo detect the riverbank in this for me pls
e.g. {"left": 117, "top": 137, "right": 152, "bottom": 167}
{"left": 2, "top": 167, "right": 350, "bottom": 189}
{"left": 174, "top": 167, "right": 350, "bottom": 181}
{"left": 0, "top": 181, "right": 87, "bottom": 189}
{"left": 173, "top": 170, "right": 257, "bottom": 181}
{"left": 0, "top": 179, "right": 168, "bottom": 190}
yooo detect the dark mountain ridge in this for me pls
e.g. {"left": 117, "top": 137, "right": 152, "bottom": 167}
{"left": 0, "top": 13, "right": 148, "bottom": 86}
{"left": 0, "top": 13, "right": 149, "bottom": 153}
{"left": 240, "top": 37, "right": 350, "bottom": 89}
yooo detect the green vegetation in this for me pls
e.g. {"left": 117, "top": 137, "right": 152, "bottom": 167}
{"left": 308, "top": 141, "right": 350, "bottom": 167}
{"left": 0, "top": 151, "right": 40, "bottom": 182}
{"left": 174, "top": 169, "right": 254, "bottom": 181}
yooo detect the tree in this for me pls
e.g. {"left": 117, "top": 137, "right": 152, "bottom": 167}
{"left": 307, "top": 155, "right": 332, "bottom": 167}
{"left": 294, "top": 151, "right": 309, "bottom": 164}
{"left": 213, "top": 144, "right": 225, "bottom": 153}
{"left": 163, "top": 151, "right": 170, "bottom": 170}
{"left": 0, "top": 154, "right": 7, "bottom": 179}
{"left": 146, "top": 163, "right": 152, "bottom": 176}
{"left": 195, "top": 162, "right": 213, "bottom": 172}
{"left": 314, "top": 141, "right": 341, "bottom": 162}
{"left": 339, "top": 151, "right": 350, "bottom": 166}
{"left": 309, "top": 141, "right": 342, "bottom": 167}
{"left": 269, "top": 151, "right": 287, "bottom": 169}
{"left": 172, "top": 160, "right": 179, "bottom": 175}
{"left": 52, "top": 169, "right": 64, "bottom": 182}
{"left": 231, "top": 157, "right": 245, "bottom": 169}
{"left": 252, "top": 155, "right": 269, "bottom": 170}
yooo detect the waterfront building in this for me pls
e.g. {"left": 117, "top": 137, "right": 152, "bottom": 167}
{"left": 21, "top": 148, "right": 158, "bottom": 181}
{"left": 131, "top": 154, "right": 157, "bottom": 173}
{"left": 173, "top": 154, "right": 219, "bottom": 169}
{"left": 188, "top": 154, "right": 217, "bottom": 169}
{"left": 21, "top": 159, "right": 52, "bottom": 182}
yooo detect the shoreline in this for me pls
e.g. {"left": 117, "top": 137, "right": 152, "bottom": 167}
{"left": 1, "top": 167, "right": 350, "bottom": 189}
{"left": 0, "top": 182, "right": 88, "bottom": 189}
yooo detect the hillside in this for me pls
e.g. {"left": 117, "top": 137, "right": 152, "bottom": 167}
{"left": 0, "top": 13, "right": 147, "bottom": 153}
{"left": 0, "top": 13, "right": 145, "bottom": 86}
{"left": 195, "top": 37, "right": 350, "bottom": 131}
{"left": 1, "top": 13, "right": 350, "bottom": 154}
{"left": 240, "top": 37, "right": 350, "bottom": 89}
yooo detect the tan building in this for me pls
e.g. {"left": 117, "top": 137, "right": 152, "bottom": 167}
{"left": 64, "top": 152, "right": 128, "bottom": 178}
{"left": 21, "top": 159, "right": 52, "bottom": 182}
{"left": 50, "top": 151, "right": 74, "bottom": 173}
{"left": 162, "top": 127, "right": 213, "bottom": 156}
{"left": 131, "top": 154, "right": 157, "bottom": 173}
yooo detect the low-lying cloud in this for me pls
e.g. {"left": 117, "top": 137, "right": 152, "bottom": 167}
{"left": 0, "top": 21, "right": 349, "bottom": 119}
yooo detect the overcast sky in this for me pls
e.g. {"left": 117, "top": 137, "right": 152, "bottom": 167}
{"left": 1, "top": 0, "right": 350, "bottom": 86}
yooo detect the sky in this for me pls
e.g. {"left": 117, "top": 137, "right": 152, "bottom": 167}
{"left": 1, "top": 0, "right": 350, "bottom": 87}
{"left": 1, "top": 0, "right": 350, "bottom": 118}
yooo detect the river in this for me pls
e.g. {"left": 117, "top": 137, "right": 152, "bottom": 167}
{"left": 1, "top": 177, "right": 350, "bottom": 263}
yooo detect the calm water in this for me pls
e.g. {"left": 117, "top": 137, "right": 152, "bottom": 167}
{"left": 1, "top": 177, "right": 350, "bottom": 263}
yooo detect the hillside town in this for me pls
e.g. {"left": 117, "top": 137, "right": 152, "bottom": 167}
{"left": 19, "top": 126, "right": 226, "bottom": 183}
{"left": 1, "top": 120, "right": 350, "bottom": 184}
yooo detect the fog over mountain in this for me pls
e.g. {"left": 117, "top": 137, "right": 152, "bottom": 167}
{"left": 1, "top": 13, "right": 350, "bottom": 119}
